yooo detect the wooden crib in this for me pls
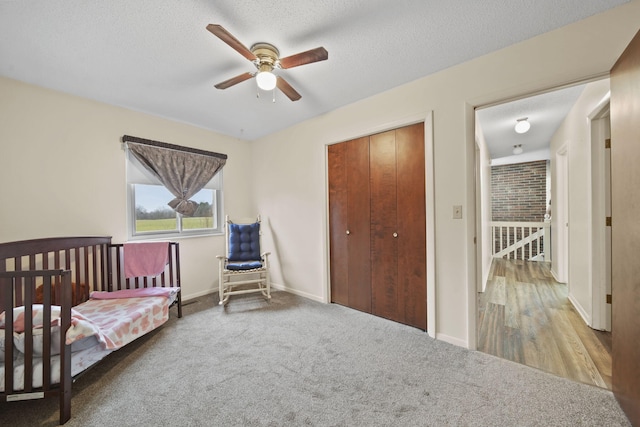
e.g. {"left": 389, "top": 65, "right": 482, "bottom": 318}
{"left": 0, "top": 236, "right": 182, "bottom": 424}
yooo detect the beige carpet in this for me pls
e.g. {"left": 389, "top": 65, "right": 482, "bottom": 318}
{"left": 0, "top": 291, "right": 630, "bottom": 426}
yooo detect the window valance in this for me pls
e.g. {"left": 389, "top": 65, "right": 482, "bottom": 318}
{"left": 122, "top": 135, "right": 227, "bottom": 216}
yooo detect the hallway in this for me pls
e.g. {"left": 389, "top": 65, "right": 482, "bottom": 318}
{"left": 477, "top": 258, "right": 611, "bottom": 389}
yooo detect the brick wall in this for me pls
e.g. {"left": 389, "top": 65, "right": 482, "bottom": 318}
{"left": 491, "top": 160, "right": 547, "bottom": 222}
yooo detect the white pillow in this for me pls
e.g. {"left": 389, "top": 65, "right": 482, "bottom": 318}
{"left": 13, "top": 326, "right": 63, "bottom": 356}
{"left": 0, "top": 305, "right": 62, "bottom": 332}
{"left": 0, "top": 329, "right": 19, "bottom": 361}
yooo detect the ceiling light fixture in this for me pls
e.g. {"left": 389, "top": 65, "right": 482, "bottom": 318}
{"left": 513, "top": 144, "right": 523, "bottom": 155}
{"left": 514, "top": 117, "right": 530, "bottom": 134}
{"left": 255, "top": 64, "right": 277, "bottom": 91}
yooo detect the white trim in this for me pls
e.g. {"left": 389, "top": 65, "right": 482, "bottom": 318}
{"left": 272, "top": 282, "right": 325, "bottom": 303}
{"left": 466, "top": 103, "right": 476, "bottom": 350}
{"left": 182, "top": 288, "right": 216, "bottom": 302}
{"left": 425, "top": 112, "right": 437, "bottom": 339}
{"left": 436, "top": 333, "right": 468, "bottom": 348}
{"left": 555, "top": 145, "right": 569, "bottom": 284}
{"left": 322, "top": 146, "right": 331, "bottom": 305}
{"left": 190, "top": 284, "right": 325, "bottom": 304}
{"left": 568, "top": 293, "right": 592, "bottom": 327}
{"left": 587, "top": 93, "right": 611, "bottom": 331}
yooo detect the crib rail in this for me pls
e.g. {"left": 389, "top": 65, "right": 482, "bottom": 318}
{"left": 108, "top": 242, "right": 182, "bottom": 317}
{"left": 0, "top": 236, "right": 182, "bottom": 424}
{"left": 0, "top": 237, "right": 111, "bottom": 308}
{"left": 0, "top": 269, "right": 72, "bottom": 424}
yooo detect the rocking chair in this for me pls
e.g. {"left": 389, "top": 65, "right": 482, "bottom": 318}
{"left": 217, "top": 215, "right": 271, "bottom": 305}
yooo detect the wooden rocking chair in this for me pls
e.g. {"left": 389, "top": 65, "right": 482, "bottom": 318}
{"left": 217, "top": 215, "right": 271, "bottom": 305}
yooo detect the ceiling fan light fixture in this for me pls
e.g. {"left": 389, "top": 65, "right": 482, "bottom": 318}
{"left": 515, "top": 117, "right": 530, "bottom": 134}
{"left": 256, "top": 64, "right": 277, "bottom": 91}
{"left": 513, "top": 144, "right": 524, "bottom": 155}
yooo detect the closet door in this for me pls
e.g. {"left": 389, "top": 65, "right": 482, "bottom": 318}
{"left": 396, "top": 123, "right": 427, "bottom": 330}
{"left": 370, "top": 123, "right": 427, "bottom": 330}
{"left": 328, "top": 137, "right": 371, "bottom": 312}
{"left": 370, "top": 130, "right": 400, "bottom": 323}
{"left": 328, "top": 142, "right": 349, "bottom": 305}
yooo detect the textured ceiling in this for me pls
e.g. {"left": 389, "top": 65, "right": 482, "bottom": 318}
{"left": 0, "top": 0, "right": 628, "bottom": 141}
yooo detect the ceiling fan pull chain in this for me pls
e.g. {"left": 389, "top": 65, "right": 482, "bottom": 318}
{"left": 273, "top": 89, "right": 276, "bottom": 103}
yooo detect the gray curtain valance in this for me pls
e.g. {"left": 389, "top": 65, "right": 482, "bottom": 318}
{"left": 123, "top": 135, "right": 226, "bottom": 217}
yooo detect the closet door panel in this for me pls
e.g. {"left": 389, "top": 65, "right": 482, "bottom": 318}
{"left": 370, "top": 130, "right": 400, "bottom": 322}
{"left": 328, "top": 142, "right": 349, "bottom": 305}
{"left": 346, "top": 137, "right": 372, "bottom": 312}
{"left": 396, "top": 123, "right": 427, "bottom": 330}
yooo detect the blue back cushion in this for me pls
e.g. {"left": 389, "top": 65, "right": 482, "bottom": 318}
{"left": 228, "top": 222, "right": 261, "bottom": 261}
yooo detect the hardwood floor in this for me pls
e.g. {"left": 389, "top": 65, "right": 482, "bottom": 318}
{"left": 477, "top": 258, "right": 612, "bottom": 389}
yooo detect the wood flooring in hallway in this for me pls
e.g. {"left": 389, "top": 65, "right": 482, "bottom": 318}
{"left": 477, "top": 258, "right": 612, "bottom": 389}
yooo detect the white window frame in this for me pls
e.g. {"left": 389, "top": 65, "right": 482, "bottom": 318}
{"left": 126, "top": 147, "right": 224, "bottom": 240}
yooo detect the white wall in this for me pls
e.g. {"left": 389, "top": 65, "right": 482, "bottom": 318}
{"left": 0, "top": 77, "right": 254, "bottom": 301}
{"left": 251, "top": 2, "right": 640, "bottom": 347}
{"left": 549, "top": 79, "right": 611, "bottom": 325}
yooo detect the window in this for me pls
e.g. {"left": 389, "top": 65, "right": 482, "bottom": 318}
{"left": 126, "top": 147, "right": 223, "bottom": 239}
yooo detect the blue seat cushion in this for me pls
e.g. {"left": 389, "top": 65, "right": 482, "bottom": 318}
{"left": 228, "top": 222, "right": 261, "bottom": 261}
{"left": 226, "top": 260, "right": 263, "bottom": 271}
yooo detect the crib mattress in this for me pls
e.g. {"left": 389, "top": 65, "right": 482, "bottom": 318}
{"left": 1, "top": 337, "right": 112, "bottom": 393}
{"left": 1, "top": 292, "right": 173, "bottom": 393}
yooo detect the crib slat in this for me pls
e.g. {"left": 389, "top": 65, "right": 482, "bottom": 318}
{"left": 23, "top": 277, "right": 34, "bottom": 393}
{"left": 2, "top": 275, "right": 14, "bottom": 395}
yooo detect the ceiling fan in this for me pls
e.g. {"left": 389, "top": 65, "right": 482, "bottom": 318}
{"left": 206, "top": 24, "right": 328, "bottom": 101}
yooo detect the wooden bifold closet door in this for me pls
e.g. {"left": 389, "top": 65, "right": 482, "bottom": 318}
{"left": 329, "top": 122, "right": 427, "bottom": 330}
{"left": 328, "top": 136, "right": 371, "bottom": 313}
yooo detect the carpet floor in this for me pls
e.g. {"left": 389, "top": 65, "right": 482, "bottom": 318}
{"left": 0, "top": 291, "right": 630, "bottom": 426}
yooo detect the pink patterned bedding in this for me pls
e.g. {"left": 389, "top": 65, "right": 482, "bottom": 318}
{"left": 1, "top": 290, "right": 177, "bottom": 392}
{"left": 71, "top": 295, "right": 169, "bottom": 350}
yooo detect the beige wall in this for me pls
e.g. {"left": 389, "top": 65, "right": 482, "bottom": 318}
{"left": 251, "top": 2, "right": 640, "bottom": 346}
{"left": 1, "top": 2, "right": 639, "bottom": 347}
{"left": 0, "top": 77, "right": 255, "bottom": 300}
{"left": 550, "top": 79, "right": 611, "bottom": 326}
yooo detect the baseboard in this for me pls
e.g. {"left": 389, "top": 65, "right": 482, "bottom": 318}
{"left": 271, "top": 282, "right": 326, "bottom": 303}
{"left": 568, "top": 293, "right": 592, "bottom": 327}
{"left": 435, "top": 333, "right": 468, "bottom": 349}
{"left": 550, "top": 268, "right": 562, "bottom": 283}
{"left": 182, "top": 288, "right": 216, "bottom": 302}
{"left": 182, "top": 284, "right": 325, "bottom": 304}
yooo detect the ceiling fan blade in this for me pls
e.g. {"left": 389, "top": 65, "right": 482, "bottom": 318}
{"left": 279, "top": 47, "right": 328, "bottom": 69}
{"left": 276, "top": 77, "right": 302, "bottom": 101}
{"left": 206, "top": 24, "right": 257, "bottom": 62}
{"left": 214, "top": 72, "right": 254, "bottom": 90}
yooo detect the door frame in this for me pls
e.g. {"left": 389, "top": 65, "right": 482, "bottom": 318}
{"left": 324, "top": 111, "right": 436, "bottom": 338}
{"left": 555, "top": 144, "right": 569, "bottom": 284}
{"left": 588, "top": 93, "right": 612, "bottom": 331}
{"left": 470, "top": 78, "right": 603, "bottom": 350}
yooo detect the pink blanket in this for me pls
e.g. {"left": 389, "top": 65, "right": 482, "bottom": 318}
{"left": 70, "top": 296, "right": 169, "bottom": 350}
{"left": 90, "top": 287, "right": 173, "bottom": 300}
{"left": 124, "top": 242, "right": 169, "bottom": 279}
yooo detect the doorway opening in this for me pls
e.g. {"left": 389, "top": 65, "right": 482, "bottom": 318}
{"left": 474, "top": 79, "right": 612, "bottom": 389}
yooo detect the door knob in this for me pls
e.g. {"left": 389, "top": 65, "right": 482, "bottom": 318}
{"left": 393, "top": 232, "right": 398, "bottom": 238}
{"left": 346, "top": 230, "right": 350, "bottom": 235}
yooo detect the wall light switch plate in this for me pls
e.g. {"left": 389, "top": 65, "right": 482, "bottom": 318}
{"left": 453, "top": 205, "right": 463, "bottom": 219}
